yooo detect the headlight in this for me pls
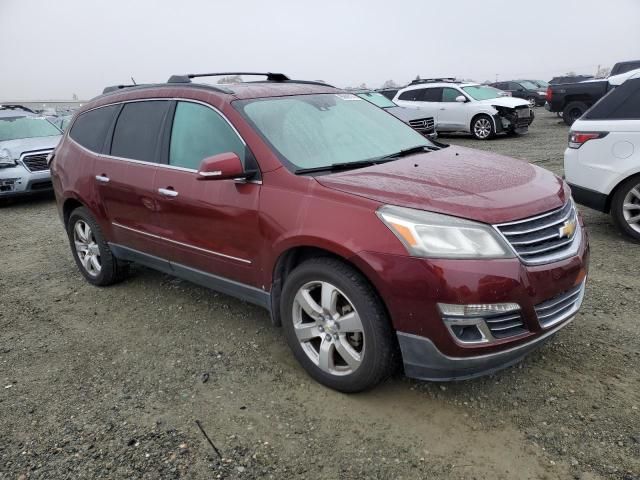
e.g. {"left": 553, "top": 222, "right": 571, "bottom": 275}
{"left": 0, "top": 149, "right": 16, "bottom": 168}
{"left": 376, "top": 205, "right": 515, "bottom": 259}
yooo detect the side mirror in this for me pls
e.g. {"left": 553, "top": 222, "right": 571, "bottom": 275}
{"left": 197, "top": 152, "right": 245, "bottom": 180}
{"left": 455, "top": 95, "right": 467, "bottom": 103}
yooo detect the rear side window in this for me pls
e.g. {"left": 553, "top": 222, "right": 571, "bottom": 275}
{"left": 169, "top": 102, "right": 246, "bottom": 170}
{"left": 584, "top": 78, "right": 640, "bottom": 120}
{"left": 69, "top": 105, "right": 119, "bottom": 153}
{"left": 398, "top": 89, "right": 425, "bottom": 101}
{"left": 110, "top": 101, "right": 170, "bottom": 162}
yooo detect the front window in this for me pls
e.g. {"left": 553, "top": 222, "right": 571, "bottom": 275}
{"left": 356, "top": 91, "right": 397, "bottom": 108}
{"left": 461, "top": 85, "right": 504, "bottom": 101}
{"left": 236, "top": 93, "right": 430, "bottom": 171}
{"left": 519, "top": 80, "right": 540, "bottom": 90}
{"left": 0, "top": 116, "right": 61, "bottom": 142}
{"left": 534, "top": 80, "right": 549, "bottom": 88}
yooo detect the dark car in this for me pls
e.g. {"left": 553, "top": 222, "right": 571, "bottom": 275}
{"left": 490, "top": 80, "right": 547, "bottom": 107}
{"left": 51, "top": 72, "right": 589, "bottom": 392}
{"left": 549, "top": 75, "right": 593, "bottom": 85}
{"left": 376, "top": 88, "right": 399, "bottom": 100}
{"left": 355, "top": 90, "right": 437, "bottom": 139}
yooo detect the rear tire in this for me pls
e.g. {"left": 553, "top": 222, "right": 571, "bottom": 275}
{"left": 67, "top": 207, "right": 129, "bottom": 286}
{"left": 611, "top": 176, "right": 640, "bottom": 242}
{"left": 471, "top": 114, "right": 495, "bottom": 140}
{"left": 562, "top": 101, "right": 588, "bottom": 126}
{"left": 280, "top": 257, "right": 397, "bottom": 392}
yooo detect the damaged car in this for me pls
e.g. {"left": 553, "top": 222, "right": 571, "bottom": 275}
{"left": 0, "top": 105, "right": 62, "bottom": 201}
{"left": 354, "top": 90, "right": 437, "bottom": 139}
{"left": 393, "top": 80, "right": 534, "bottom": 140}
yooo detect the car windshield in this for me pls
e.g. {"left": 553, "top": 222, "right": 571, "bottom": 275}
{"left": 534, "top": 80, "right": 549, "bottom": 88}
{"left": 519, "top": 80, "right": 540, "bottom": 90}
{"left": 0, "top": 116, "right": 61, "bottom": 141}
{"left": 356, "top": 91, "right": 397, "bottom": 108}
{"left": 236, "top": 93, "right": 430, "bottom": 170}
{"left": 461, "top": 85, "right": 503, "bottom": 100}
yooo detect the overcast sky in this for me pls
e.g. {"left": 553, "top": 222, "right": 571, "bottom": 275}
{"left": 1, "top": 0, "right": 639, "bottom": 100}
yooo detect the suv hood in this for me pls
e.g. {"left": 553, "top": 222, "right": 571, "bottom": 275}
{"left": 0, "top": 136, "right": 61, "bottom": 159}
{"left": 315, "top": 146, "right": 567, "bottom": 224}
{"left": 475, "top": 97, "right": 530, "bottom": 109}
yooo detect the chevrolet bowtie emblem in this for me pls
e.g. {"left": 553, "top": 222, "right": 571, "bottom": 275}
{"left": 558, "top": 219, "right": 577, "bottom": 239}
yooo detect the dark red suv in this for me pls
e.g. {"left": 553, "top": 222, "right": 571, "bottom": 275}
{"left": 51, "top": 72, "right": 589, "bottom": 392}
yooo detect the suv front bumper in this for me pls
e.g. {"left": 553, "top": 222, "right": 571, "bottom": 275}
{"left": 0, "top": 164, "right": 52, "bottom": 198}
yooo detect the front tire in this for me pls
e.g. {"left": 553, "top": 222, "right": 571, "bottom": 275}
{"left": 562, "top": 101, "right": 588, "bottom": 126}
{"left": 67, "top": 207, "right": 129, "bottom": 286}
{"left": 471, "top": 115, "right": 495, "bottom": 140}
{"left": 611, "top": 176, "right": 640, "bottom": 242}
{"left": 280, "top": 257, "right": 397, "bottom": 392}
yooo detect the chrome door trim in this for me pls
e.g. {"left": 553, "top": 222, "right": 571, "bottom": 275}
{"left": 111, "top": 222, "right": 252, "bottom": 264}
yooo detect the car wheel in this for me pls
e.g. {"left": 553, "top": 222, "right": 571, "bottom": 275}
{"left": 611, "top": 176, "right": 640, "bottom": 242}
{"left": 67, "top": 206, "right": 129, "bottom": 286}
{"left": 280, "top": 257, "right": 397, "bottom": 392}
{"left": 471, "top": 115, "right": 495, "bottom": 140}
{"left": 527, "top": 96, "right": 537, "bottom": 108}
{"left": 562, "top": 101, "right": 588, "bottom": 126}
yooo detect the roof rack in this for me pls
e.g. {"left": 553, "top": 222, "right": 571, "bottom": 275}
{"left": 0, "top": 104, "right": 35, "bottom": 113}
{"left": 409, "top": 77, "right": 459, "bottom": 85}
{"left": 102, "top": 84, "right": 149, "bottom": 94}
{"left": 167, "top": 72, "right": 291, "bottom": 84}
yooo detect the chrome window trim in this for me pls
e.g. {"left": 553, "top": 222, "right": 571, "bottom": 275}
{"left": 111, "top": 222, "right": 252, "bottom": 265}
{"left": 19, "top": 149, "right": 54, "bottom": 173}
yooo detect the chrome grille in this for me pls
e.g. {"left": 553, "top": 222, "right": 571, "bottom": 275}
{"left": 495, "top": 202, "right": 579, "bottom": 264}
{"left": 535, "top": 282, "right": 585, "bottom": 328}
{"left": 483, "top": 311, "right": 527, "bottom": 339}
{"left": 408, "top": 117, "right": 435, "bottom": 132}
{"left": 21, "top": 152, "right": 51, "bottom": 172}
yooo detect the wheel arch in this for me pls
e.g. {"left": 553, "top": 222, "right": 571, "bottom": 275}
{"left": 269, "top": 244, "right": 391, "bottom": 329}
{"left": 605, "top": 171, "right": 640, "bottom": 213}
{"left": 62, "top": 196, "right": 85, "bottom": 226}
{"left": 469, "top": 112, "right": 497, "bottom": 134}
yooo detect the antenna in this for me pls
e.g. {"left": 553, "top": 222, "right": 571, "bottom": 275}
{"left": 131, "top": 77, "right": 137, "bottom": 85}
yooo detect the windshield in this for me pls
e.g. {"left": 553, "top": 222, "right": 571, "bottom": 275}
{"left": 236, "top": 93, "right": 430, "bottom": 170}
{"left": 533, "top": 80, "right": 549, "bottom": 88}
{"left": 461, "top": 85, "right": 504, "bottom": 101}
{"left": 356, "top": 91, "right": 397, "bottom": 108}
{"left": 0, "top": 116, "right": 61, "bottom": 141}
{"left": 519, "top": 80, "right": 540, "bottom": 90}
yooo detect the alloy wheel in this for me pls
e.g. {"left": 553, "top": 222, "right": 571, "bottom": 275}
{"left": 473, "top": 118, "right": 492, "bottom": 139}
{"left": 73, "top": 220, "right": 101, "bottom": 277}
{"left": 292, "top": 281, "right": 365, "bottom": 376}
{"left": 622, "top": 184, "right": 640, "bottom": 233}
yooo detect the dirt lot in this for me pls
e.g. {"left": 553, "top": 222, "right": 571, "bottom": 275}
{"left": 1, "top": 110, "right": 639, "bottom": 480}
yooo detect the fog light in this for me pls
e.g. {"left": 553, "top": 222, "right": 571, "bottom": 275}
{"left": 450, "top": 324, "right": 483, "bottom": 342}
{"left": 438, "top": 303, "right": 520, "bottom": 317}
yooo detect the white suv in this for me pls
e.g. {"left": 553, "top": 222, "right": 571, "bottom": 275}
{"left": 393, "top": 81, "right": 533, "bottom": 140}
{"left": 564, "top": 74, "right": 640, "bottom": 240}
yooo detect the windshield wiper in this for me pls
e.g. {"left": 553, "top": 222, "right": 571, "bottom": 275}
{"left": 294, "top": 145, "right": 434, "bottom": 175}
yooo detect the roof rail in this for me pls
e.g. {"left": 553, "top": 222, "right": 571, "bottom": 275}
{"left": 409, "top": 77, "right": 459, "bottom": 85}
{"left": 167, "top": 72, "right": 291, "bottom": 84}
{"left": 102, "top": 84, "right": 147, "bottom": 94}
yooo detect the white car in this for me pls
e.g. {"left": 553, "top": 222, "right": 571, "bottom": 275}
{"left": 564, "top": 73, "right": 640, "bottom": 240}
{"left": 392, "top": 81, "right": 534, "bottom": 140}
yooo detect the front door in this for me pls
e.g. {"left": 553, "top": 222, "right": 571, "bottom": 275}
{"left": 436, "top": 87, "right": 468, "bottom": 130}
{"left": 153, "top": 100, "right": 263, "bottom": 288}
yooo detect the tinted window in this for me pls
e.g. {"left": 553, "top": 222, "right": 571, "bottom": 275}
{"left": 509, "top": 82, "right": 522, "bottom": 90}
{"left": 169, "top": 101, "right": 245, "bottom": 170}
{"left": 442, "top": 88, "right": 461, "bottom": 102}
{"left": 584, "top": 78, "right": 640, "bottom": 120}
{"left": 69, "top": 105, "right": 119, "bottom": 153}
{"left": 398, "top": 89, "right": 425, "bottom": 101}
{"left": 110, "top": 101, "right": 169, "bottom": 162}
{"left": 422, "top": 88, "right": 443, "bottom": 102}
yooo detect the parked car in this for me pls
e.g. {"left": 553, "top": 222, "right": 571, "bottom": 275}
{"left": 490, "top": 80, "right": 547, "bottom": 107}
{"left": 354, "top": 90, "right": 437, "bottom": 139}
{"left": 610, "top": 60, "right": 640, "bottom": 76}
{"left": 51, "top": 72, "right": 588, "bottom": 392}
{"left": 549, "top": 75, "right": 593, "bottom": 85}
{"left": 51, "top": 115, "right": 73, "bottom": 131}
{"left": 393, "top": 80, "right": 534, "bottom": 140}
{"left": 0, "top": 106, "right": 62, "bottom": 200}
{"left": 547, "top": 61, "right": 640, "bottom": 125}
{"left": 564, "top": 74, "right": 640, "bottom": 240}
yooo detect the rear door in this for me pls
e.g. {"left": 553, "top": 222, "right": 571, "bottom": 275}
{"left": 98, "top": 100, "right": 171, "bottom": 257}
{"left": 153, "top": 100, "right": 262, "bottom": 287}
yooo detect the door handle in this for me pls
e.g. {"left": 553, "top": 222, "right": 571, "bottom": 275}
{"left": 158, "top": 187, "right": 179, "bottom": 197}
{"left": 95, "top": 175, "right": 110, "bottom": 183}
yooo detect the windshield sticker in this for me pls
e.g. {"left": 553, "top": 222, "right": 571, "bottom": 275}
{"left": 335, "top": 94, "right": 362, "bottom": 101}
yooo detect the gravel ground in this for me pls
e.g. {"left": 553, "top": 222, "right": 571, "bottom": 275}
{"left": 1, "top": 110, "right": 638, "bottom": 479}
